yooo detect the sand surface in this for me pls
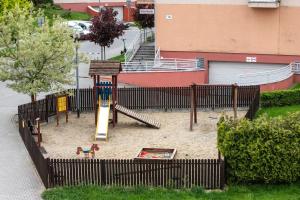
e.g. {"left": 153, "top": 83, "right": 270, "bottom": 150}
{"left": 41, "top": 110, "right": 245, "bottom": 159}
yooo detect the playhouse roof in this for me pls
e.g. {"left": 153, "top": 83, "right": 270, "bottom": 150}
{"left": 89, "top": 60, "right": 122, "bottom": 76}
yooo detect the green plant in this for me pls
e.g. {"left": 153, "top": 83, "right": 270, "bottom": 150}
{"left": 218, "top": 113, "right": 300, "bottom": 183}
{"left": 260, "top": 89, "right": 300, "bottom": 107}
{"left": 42, "top": 184, "right": 300, "bottom": 200}
{"left": 0, "top": 7, "right": 77, "bottom": 102}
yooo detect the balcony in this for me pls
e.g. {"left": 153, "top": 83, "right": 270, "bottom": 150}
{"left": 248, "top": 0, "right": 280, "bottom": 8}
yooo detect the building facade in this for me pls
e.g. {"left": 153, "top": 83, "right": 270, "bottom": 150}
{"left": 155, "top": 0, "right": 300, "bottom": 86}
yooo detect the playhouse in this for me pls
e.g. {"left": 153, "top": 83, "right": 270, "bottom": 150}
{"left": 89, "top": 60, "right": 160, "bottom": 141}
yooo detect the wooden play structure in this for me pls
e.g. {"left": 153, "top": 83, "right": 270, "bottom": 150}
{"left": 76, "top": 144, "right": 99, "bottom": 159}
{"left": 189, "top": 83, "right": 239, "bottom": 131}
{"left": 115, "top": 105, "right": 160, "bottom": 129}
{"left": 89, "top": 61, "right": 160, "bottom": 141}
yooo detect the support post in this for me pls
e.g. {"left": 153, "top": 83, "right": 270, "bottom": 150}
{"left": 115, "top": 75, "right": 118, "bottom": 123}
{"left": 75, "top": 44, "right": 80, "bottom": 118}
{"left": 112, "top": 75, "right": 116, "bottom": 127}
{"left": 190, "top": 85, "right": 194, "bottom": 131}
{"left": 93, "top": 75, "right": 97, "bottom": 125}
{"left": 232, "top": 83, "right": 238, "bottom": 120}
{"left": 36, "top": 118, "right": 41, "bottom": 147}
{"left": 193, "top": 84, "right": 197, "bottom": 123}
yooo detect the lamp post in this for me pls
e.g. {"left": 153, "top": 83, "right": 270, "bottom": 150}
{"left": 74, "top": 36, "right": 80, "bottom": 118}
{"left": 122, "top": 37, "right": 127, "bottom": 54}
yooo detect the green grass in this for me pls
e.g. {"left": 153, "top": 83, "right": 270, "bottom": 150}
{"left": 109, "top": 54, "right": 125, "bottom": 62}
{"left": 42, "top": 184, "right": 300, "bottom": 200}
{"left": 256, "top": 104, "right": 300, "bottom": 118}
{"left": 291, "top": 83, "right": 300, "bottom": 90}
{"left": 40, "top": 4, "right": 91, "bottom": 21}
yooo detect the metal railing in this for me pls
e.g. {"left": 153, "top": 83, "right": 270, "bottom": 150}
{"left": 124, "top": 28, "right": 154, "bottom": 63}
{"left": 237, "top": 63, "right": 295, "bottom": 85}
{"left": 155, "top": 47, "right": 160, "bottom": 60}
{"left": 292, "top": 62, "right": 300, "bottom": 74}
{"left": 122, "top": 58, "right": 203, "bottom": 72}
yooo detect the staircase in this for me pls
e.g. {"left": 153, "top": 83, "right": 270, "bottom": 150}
{"left": 131, "top": 44, "right": 155, "bottom": 62}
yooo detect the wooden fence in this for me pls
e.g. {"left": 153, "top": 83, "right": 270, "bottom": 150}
{"left": 48, "top": 159, "right": 225, "bottom": 189}
{"left": 18, "top": 114, "right": 49, "bottom": 188}
{"left": 17, "top": 85, "right": 260, "bottom": 189}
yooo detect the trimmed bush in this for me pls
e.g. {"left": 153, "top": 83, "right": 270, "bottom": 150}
{"left": 261, "top": 89, "right": 300, "bottom": 107}
{"left": 218, "top": 112, "right": 300, "bottom": 183}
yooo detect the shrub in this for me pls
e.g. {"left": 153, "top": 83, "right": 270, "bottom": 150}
{"left": 261, "top": 89, "right": 300, "bottom": 107}
{"left": 218, "top": 112, "right": 300, "bottom": 183}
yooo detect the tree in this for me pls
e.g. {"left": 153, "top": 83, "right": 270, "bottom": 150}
{"left": 134, "top": 4, "right": 154, "bottom": 29}
{"left": 0, "top": 7, "right": 76, "bottom": 102}
{"left": 0, "top": 0, "right": 31, "bottom": 16}
{"left": 31, "top": 0, "right": 53, "bottom": 6}
{"left": 88, "top": 8, "right": 127, "bottom": 60}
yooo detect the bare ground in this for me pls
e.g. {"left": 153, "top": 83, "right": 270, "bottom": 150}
{"left": 41, "top": 110, "right": 246, "bottom": 159}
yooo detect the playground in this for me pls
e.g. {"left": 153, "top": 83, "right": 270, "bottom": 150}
{"left": 41, "top": 109, "right": 246, "bottom": 159}
{"left": 32, "top": 61, "right": 249, "bottom": 160}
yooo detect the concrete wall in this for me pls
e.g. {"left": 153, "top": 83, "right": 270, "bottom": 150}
{"left": 119, "top": 71, "right": 206, "bottom": 87}
{"left": 156, "top": 3, "right": 300, "bottom": 56}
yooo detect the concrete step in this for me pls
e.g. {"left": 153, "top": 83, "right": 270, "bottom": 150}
{"left": 132, "top": 56, "right": 154, "bottom": 60}
{"left": 137, "top": 49, "right": 155, "bottom": 53}
{"left": 131, "top": 59, "right": 153, "bottom": 62}
{"left": 139, "top": 46, "right": 155, "bottom": 50}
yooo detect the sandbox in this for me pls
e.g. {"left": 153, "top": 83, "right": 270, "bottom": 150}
{"left": 41, "top": 110, "right": 245, "bottom": 159}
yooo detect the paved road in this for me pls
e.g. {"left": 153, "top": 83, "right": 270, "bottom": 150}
{"left": 0, "top": 27, "right": 139, "bottom": 199}
{"left": 0, "top": 83, "right": 44, "bottom": 200}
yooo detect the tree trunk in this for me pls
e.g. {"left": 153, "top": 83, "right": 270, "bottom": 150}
{"left": 31, "top": 94, "right": 36, "bottom": 103}
{"left": 104, "top": 46, "right": 106, "bottom": 60}
{"left": 101, "top": 46, "right": 104, "bottom": 60}
{"left": 31, "top": 93, "right": 37, "bottom": 120}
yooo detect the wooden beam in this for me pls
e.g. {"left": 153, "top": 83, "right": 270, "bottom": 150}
{"left": 112, "top": 75, "right": 116, "bottom": 127}
{"left": 190, "top": 85, "right": 194, "bottom": 131}
{"left": 233, "top": 83, "right": 238, "bottom": 120}
{"left": 93, "top": 75, "right": 97, "bottom": 125}
{"left": 193, "top": 84, "right": 197, "bottom": 123}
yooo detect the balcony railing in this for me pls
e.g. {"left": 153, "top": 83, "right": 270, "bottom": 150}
{"left": 248, "top": 0, "right": 280, "bottom": 8}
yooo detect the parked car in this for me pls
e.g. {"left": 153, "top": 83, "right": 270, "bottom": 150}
{"left": 68, "top": 21, "right": 92, "bottom": 40}
{"left": 67, "top": 21, "right": 84, "bottom": 39}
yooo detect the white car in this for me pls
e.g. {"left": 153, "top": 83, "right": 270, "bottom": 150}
{"left": 67, "top": 21, "right": 84, "bottom": 39}
{"left": 68, "top": 21, "right": 92, "bottom": 36}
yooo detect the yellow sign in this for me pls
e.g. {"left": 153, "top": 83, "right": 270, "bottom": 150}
{"left": 57, "top": 96, "right": 67, "bottom": 112}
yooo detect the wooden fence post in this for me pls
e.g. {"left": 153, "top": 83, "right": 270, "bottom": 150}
{"left": 220, "top": 159, "right": 225, "bottom": 190}
{"left": 101, "top": 160, "right": 106, "bottom": 185}
{"left": 45, "top": 97, "right": 49, "bottom": 123}
{"left": 193, "top": 84, "right": 197, "bottom": 124}
{"left": 190, "top": 85, "right": 194, "bottom": 131}
{"left": 36, "top": 118, "right": 41, "bottom": 147}
{"left": 232, "top": 84, "right": 238, "bottom": 120}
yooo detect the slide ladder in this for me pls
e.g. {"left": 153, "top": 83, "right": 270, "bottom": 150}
{"left": 115, "top": 105, "right": 161, "bottom": 129}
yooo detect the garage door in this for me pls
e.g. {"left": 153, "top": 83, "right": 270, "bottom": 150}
{"left": 112, "top": 7, "right": 124, "bottom": 22}
{"left": 209, "top": 62, "right": 286, "bottom": 84}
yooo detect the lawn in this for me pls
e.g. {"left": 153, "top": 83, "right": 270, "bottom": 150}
{"left": 256, "top": 105, "right": 300, "bottom": 118}
{"left": 42, "top": 184, "right": 300, "bottom": 200}
{"left": 39, "top": 4, "right": 91, "bottom": 21}
{"left": 291, "top": 83, "right": 300, "bottom": 90}
{"left": 109, "top": 54, "right": 125, "bottom": 62}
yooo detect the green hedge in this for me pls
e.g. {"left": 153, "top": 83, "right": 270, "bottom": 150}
{"left": 261, "top": 89, "right": 300, "bottom": 107}
{"left": 218, "top": 112, "right": 300, "bottom": 183}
